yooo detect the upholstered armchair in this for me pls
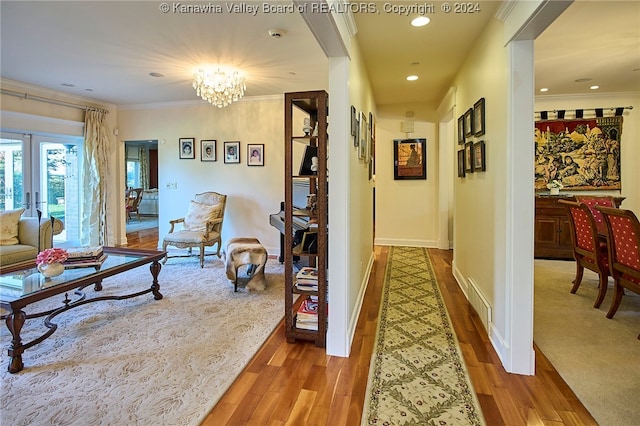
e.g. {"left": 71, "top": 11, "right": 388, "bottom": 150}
{"left": 597, "top": 206, "right": 640, "bottom": 334}
{"left": 162, "top": 192, "right": 226, "bottom": 268}
{"left": 559, "top": 199, "right": 610, "bottom": 308}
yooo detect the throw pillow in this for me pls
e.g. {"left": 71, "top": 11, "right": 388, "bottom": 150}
{"left": 0, "top": 208, "right": 25, "bottom": 245}
{"left": 183, "top": 200, "right": 222, "bottom": 232}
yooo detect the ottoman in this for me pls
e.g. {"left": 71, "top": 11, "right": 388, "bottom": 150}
{"left": 222, "top": 237, "right": 268, "bottom": 292}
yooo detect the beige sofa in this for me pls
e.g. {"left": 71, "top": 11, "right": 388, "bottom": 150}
{"left": 0, "top": 216, "right": 65, "bottom": 269}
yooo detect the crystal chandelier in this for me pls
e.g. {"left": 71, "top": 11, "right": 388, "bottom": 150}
{"left": 192, "top": 68, "right": 246, "bottom": 108}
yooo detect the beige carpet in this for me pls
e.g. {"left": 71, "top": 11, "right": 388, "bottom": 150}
{"left": 0, "top": 255, "right": 284, "bottom": 426}
{"left": 535, "top": 259, "right": 640, "bottom": 426}
{"left": 362, "top": 246, "right": 485, "bottom": 425}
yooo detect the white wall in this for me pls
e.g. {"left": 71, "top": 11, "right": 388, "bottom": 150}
{"left": 116, "top": 97, "right": 285, "bottom": 254}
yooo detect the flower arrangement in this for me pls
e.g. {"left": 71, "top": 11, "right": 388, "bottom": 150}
{"left": 36, "top": 248, "right": 68, "bottom": 266}
{"left": 546, "top": 180, "right": 564, "bottom": 190}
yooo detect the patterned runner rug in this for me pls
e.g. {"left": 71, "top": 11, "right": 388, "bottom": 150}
{"left": 361, "top": 246, "right": 485, "bottom": 425}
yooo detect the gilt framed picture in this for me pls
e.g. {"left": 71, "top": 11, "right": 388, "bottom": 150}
{"left": 464, "top": 141, "right": 474, "bottom": 173}
{"left": 457, "top": 115, "right": 465, "bottom": 144}
{"left": 464, "top": 108, "right": 474, "bottom": 138}
{"left": 457, "top": 149, "right": 466, "bottom": 177}
{"left": 200, "top": 140, "right": 216, "bottom": 162}
{"left": 179, "top": 138, "right": 195, "bottom": 159}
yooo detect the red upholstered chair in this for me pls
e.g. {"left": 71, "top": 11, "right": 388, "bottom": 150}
{"left": 559, "top": 200, "right": 610, "bottom": 308}
{"left": 596, "top": 206, "right": 640, "bottom": 332}
{"left": 575, "top": 195, "right": 616, "bottom": 236}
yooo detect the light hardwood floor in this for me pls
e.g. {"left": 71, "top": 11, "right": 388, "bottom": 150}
{"left": 126, "top": 230, "right": 596, "bottom": 425}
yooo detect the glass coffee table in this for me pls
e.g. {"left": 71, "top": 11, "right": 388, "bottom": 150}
{"left": 0, "top": 247, "right": 166, "bottom": 373}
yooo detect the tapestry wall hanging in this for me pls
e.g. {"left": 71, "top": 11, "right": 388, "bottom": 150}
{"left": 534, "top": 116, "right": 622, "bottom": 191}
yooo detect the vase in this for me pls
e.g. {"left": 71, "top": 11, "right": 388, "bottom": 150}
{"left": 550, "top": 188, "right": 560, "bottom": 195}
{"left": 38, "top": 262, "right": 65, "bottom": 279}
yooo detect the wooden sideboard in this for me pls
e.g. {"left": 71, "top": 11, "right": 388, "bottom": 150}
{"left": 534, "top": 195, "right": 625, "bottom": 259}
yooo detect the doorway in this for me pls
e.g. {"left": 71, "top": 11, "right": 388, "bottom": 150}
{"left": 124, "top": 140, "right": 159, "bottom": 234}
{"left": 1, "top": 132, "right": 83, "bottom": 246}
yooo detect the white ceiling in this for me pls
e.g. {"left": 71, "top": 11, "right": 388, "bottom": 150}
{"left": 1, "top": 1, "right": 638, "bottom": 108}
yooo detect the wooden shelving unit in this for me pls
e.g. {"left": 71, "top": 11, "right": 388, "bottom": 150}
{"left": 283, "top": 90, "right": 328, "bottom": 347}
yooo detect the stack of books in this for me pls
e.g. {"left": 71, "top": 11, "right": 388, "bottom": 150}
{"left": 295, "top": 266, "right": 318, "bottom": 291}
{"left": 296, "top": 295, "right": 318, "bottom": 330}
{"left": 63, "top": 246, "right": 107, "bottom": 269}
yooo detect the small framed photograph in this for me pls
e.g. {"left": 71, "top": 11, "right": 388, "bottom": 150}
{"left": 393, "top": 138, "right": 426, "bottom": 180}
{"left": 200, "top": 140, "right": 216, "bottom": 162}
{"left": 224, "top": 141, "right": 240, "bottom": 164}
{"left": 464, "top": 141, "right": 474, "bottom": 173}
{"left": 457, "top": 115, "right": 465, "bottom": 144}
{"left": 474, "top": 98, "right": 485, "bottom": 136}
{"left": 464, "top": 108, "right": 474, "bottom": 138}
{"left": 473, "top": 140, "right": 486, "bottom": 171}
{"left": 457, "top": 149, "right": 466, "bottom": 177}
{"left": 179, "top": 138, "right": 195, "bottom": 159}
{"left": 247, "top": 144, "right": 264, "bottom": 166}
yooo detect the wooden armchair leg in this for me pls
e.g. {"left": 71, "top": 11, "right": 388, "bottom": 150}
{"left": 199, "top": 244, "right": 205, "bottom": 268}
{"left": 593, "top": 274, "right": 608, "bottom": 308}
{"left": 606, "top": 281, "right": 625, "bottom": 319}
{"left": 571, "top": 264, "right": 584, "bottom": 294}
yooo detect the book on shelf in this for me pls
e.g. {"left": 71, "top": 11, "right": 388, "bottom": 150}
{"left": 296, "top": 267, "right": 318, "bottom": 282}
{"left": 64, "top": 253, "right": 108, "bottom": 269}
{"left": 297, "top": 296, "right": 318, "bottom": 320}
{"left": 295, "top": 281, "right": 318, "bottom": 291}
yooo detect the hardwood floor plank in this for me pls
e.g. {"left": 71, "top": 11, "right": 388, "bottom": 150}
{"left": 124, "top": 232, "right": 596, "bottom": 426}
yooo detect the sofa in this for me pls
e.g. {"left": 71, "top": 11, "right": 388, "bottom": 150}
{"left": 0, "top": 208, "right": 65, "bottom": 269}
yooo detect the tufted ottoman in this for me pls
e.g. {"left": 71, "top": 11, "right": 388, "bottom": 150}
{"left": 222, "top": 237, "right": 268, "bottom": 292}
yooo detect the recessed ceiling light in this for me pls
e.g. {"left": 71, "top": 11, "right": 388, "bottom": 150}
{"left": 575, "top": 78, "right": 592, "bottom": 83}
{"left": 61, "top": 83, "right": 75, "bottom": 87}
{"left": 149, "top": 72, "right": 165, "bottom": 78}
{"left": 85, "top": 88, "right": 93, "bottom": 92}
{"left": 411, "top": 16, "right": 430, "bottom": 27}
{"left": 539, "top": 88, "right": 549, "bottom": 92}
{"left": 411, "top": 61, "right": 420, "bottom": 66}
{"left": 590, "top": 85, "right": 600, "bottom": 90}
{"left": 406, "top": 75, "right": 419, "bottom": 81}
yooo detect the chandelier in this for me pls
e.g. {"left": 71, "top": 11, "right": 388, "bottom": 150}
{"left": 192, "top": 68, "right": 246, "bottom": 108}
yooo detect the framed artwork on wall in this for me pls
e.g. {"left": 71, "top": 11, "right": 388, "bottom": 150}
{"left": 359, "top": 111, "right": 367, "bottom": 159}
{"left": 457, "top": 149, "right": 466, "bottom": 177}
{"left": 223, "top": 141, "right": 240, "bottom": 164}
{"left": 473, "top": 140, "right": 486, "bottom": 171}
{"left": 474, "top": 98, "right": 485, "bottom": 136}
{"left": 464, "top": 141, "right": 474, "bottom": 173}
{"left": 179, "top": 138, "right": 195, "bottom": 159}
{"left": 457, "top": 115, "right": 465, "bottom": 144}
{"left": 464, "top": 108, "right": 474, "bottom": 138}
{"left": 393, "top": 138, "right": 426, "bottom": 180}
{"left": 247, "top": 144, "right": 264, "bottom": 166}
{"left": 200, "top": 140, "right": 216, "bottom": 162}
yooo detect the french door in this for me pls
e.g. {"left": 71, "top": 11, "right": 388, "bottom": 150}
{"left": 0, "top": 132, "right": 83, "bottom": 246}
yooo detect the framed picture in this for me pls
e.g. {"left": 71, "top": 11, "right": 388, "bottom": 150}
{"left": 457, "top": 149, "right": 466, "bottom": 177}
{"left": 474, "top": 98, "right": 485, "bottom": 136}
{"left": 299, "top": 145, "right": 318, "bottom": 176}
{"left": 393, "top": 138, "right": 426, "bottom": 180}
{"left": 464, "top": 108, "right": 474, "bottom": 138}
{"left": 351, "top": 105, "right": 357, "bottom": 139}
{"left": 179, "top": 138, "right": 195, "bottom": 159}
{"left": 359, "top": 111, "right": 367, "bottom": 159}
{"left": 223, "top": 141, "right": 240, "bottom": 164}
{"left": 200, "top": 140, "right": 216, "bottom": 162}
{"left": 457, "top": 115, "right": 465, "bottom": 144}
{"left": 473, "top": 140, "right": 486, "bottom": 171}
{"left": 247, "top": 144, "right": 264, "bottom": 166}
{"left": 464, "top": 141, "right": 474, "bottom": 173}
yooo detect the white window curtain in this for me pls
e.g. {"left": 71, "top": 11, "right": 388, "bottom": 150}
{"left": 82, "top": 109, "right": 110, "bottom": 246}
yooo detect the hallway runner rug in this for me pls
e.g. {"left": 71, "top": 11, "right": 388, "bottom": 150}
{"left": 361, "top": 246, "right": 485, "bottom": 425}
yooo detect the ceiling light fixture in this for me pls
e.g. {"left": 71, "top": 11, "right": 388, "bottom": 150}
{"left": 590, "top": 85, "right": 599, "bottom": 90}
{"left": 411, "top": 16, "right": 430, "bottom": 27}
{"left": 193, "top": 68, "right": 246, "bottom": 108}
{"left": 539, "top": 88, "right": 549, "bottom": 92}
{"left": 406, "top": 75, "right": 419, "bottom": 81}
